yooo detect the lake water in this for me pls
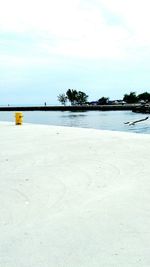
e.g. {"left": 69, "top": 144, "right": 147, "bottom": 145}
{"left": 0, "top": 110, "right": 150, "bottom": 134}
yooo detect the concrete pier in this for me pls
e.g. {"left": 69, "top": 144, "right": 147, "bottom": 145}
{"left": 0, "top": 104, "right": 137, "bottom": 112}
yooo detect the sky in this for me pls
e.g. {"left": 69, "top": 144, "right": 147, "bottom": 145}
{"left": 1, "top": 0, "right": 150, "bottom": 105}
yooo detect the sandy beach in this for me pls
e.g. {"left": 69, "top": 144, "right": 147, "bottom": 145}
{"left": 0, "top": 121, "right": 150, "bottom": 267}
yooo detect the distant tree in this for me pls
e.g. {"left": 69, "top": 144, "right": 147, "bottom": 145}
{"left": 76, "top": 91, "right": 88, "bottom": 105}
{"left": 123, "top": 92, "right": 137, "bottom": 103}
{"left": 66, "top": 89, "right": 88, "bottom": 105}
{"left": 137, "top": 92, "right": 150, "bottom": 102}
{"left": 98, "top": 97, "right": 109, "bottom": 105}
{"left": 66, "top": 89, "right": 78, "bottom": 105}
{"left": 57, "top": 93, "right": 68, "bottom": 105}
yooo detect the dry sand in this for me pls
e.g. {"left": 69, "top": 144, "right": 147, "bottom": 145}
{"left": 0, "top": 122, "right": 150, "bottom": 267}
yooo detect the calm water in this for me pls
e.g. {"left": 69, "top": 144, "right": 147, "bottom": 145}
{"left": 0, "top": 110, "right": 150, "bottom": 134}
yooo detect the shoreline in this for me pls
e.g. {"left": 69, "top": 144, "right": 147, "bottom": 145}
{"left": 1, "top": 120, "right": 149, "bottom": 135}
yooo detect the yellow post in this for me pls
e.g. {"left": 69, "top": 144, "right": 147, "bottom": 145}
{"left": 15, "top": 112, "right": 23, "bottom": 125}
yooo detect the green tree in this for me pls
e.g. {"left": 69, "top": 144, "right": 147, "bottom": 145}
{"left": 123, "top": 92, "right": 137, "bottom": 103}
{"left": 137, "top": 92, "right": 150, "bottom": 102}
{"left": 66, "top": 89, "right": 78, "bottom": 105}
{"left": 57, "top": 93, "right": 68, "bottom": 105}
{"left": 76, "top": 91, "right": 88, "bottom": 105}
{"left": 66, "top": 89, "right": 88, "bottom": 105}
{"left": 98, "top": 97, "right": 109, "bottom": 105}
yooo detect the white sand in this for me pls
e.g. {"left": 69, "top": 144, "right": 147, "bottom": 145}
{"left": 0, "top": 122, "right": 150, "bottom": 267}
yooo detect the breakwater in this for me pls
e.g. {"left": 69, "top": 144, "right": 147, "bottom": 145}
{"left": 0, "top": 104, "right": 137, "bottom": 112}
{"left": 132, "top": 104, "right": 150, "bottom": 114}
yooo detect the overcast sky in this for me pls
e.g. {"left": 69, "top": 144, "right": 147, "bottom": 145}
{"left": 1, "top": 0, "right": 150, "bottom": 105}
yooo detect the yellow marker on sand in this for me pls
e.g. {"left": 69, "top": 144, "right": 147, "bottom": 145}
{"left": 15, "top": 112, "right": 23, "bottom": 125}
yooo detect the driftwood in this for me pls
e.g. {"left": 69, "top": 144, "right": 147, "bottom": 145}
{"left": 124, "top": 116, "right": 149, "bottom": 126}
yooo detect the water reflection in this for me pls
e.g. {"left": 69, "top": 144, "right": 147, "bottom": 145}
{"left": 61, "top": 113, "right": 87, "bottom": 118}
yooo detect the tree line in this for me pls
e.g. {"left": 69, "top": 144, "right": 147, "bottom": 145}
{"left": 123, "top": 91, "right": 150, "bottom": 103}
{"left": 58, "top": 90, "right": 150, "bottom": 105}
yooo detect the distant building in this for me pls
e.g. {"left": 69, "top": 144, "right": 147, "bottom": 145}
{"left": 108, "top": 100, "right": 126, "bottom": 105}
{"left": 88, "top": 101, "right": 98, "bottom": 105}
{"left": 88, "top": 99, "right": 126, "bottom": 105}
